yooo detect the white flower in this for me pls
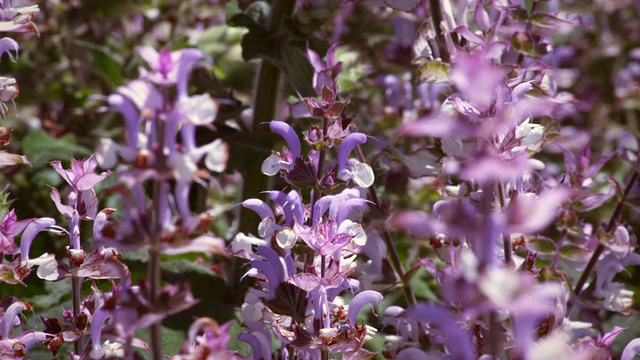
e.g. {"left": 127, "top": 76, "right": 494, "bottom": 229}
{"left": 177, "top": 94, "right": 218, "bottom": 125}
{"left": 90, "top": 340, "right": 125, "bottom": 359}
{"left": 337, "top": 158, "right": 375, "bottom": 188}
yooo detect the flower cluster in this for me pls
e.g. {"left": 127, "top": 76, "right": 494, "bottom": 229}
{"left": 1, "top": 0, "right": 640, "bottom": 359}
{"left": 230, "top": 44, "right": 385, "bottom": 358}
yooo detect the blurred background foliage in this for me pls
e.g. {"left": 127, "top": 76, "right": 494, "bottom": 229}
{"left": 0, "top": 0, "right": 639, "bottom": 358}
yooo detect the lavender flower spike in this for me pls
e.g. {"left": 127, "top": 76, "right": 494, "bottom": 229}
{"left": 50, "top": 155, "right": 111, "bottom": 192}
{"left": 1, "top": 301, "right": 30, "bottom": 338}
{"left": 622, "top": 338, "right": 640, "bottom": 360}
{"left": 270, "top": 121, "right": 301, "bottom": 159}
{"left": 408, "top": 303, "right": 475, "bottom": 360}
{"left": 262, "top": 121, "right": 302, "bottom": 176}
{"left": 0, "top": 37, "right": 18, "bottom": 62}
{"left": 107, "top": 94, "right": 140, "bottom": 156}
{"left": 347, "top": 290, "right": 383, "bottom": 324}
{"left": 336, "top": 133, "right": 374, "bottom": 187}
{"left": 337, "top": 133, "right": 367, "bottom": 175}
{"left": 19, "top": 217, "right": 55, "bottom": 262}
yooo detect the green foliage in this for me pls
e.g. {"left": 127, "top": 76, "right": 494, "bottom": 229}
{"left": 226, "top": 0, "right": 326, "bottom": 97}
{"left": 76, "top": 40, "right": 125, "bottom": 87}
{"left": 21, "top": 130, "right": 92, "bottom": 168}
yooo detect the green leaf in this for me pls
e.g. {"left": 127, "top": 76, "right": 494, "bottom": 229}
{"left": 417, "top": 60, "right": 451, "bottom": 84}
{"left": 244, "top": 1, "right": 271, "bottom": 28}
{"left": 133, "top": 326, "right": 185, "bottom": 359}
{"left": 280, "top": 43, "right": 317, "bottom": 97}
{"left": 404, "top": 263, "right": 422, "bottom": 282}
{"left": 21, "top": 129, "right": 92, "bottom": 167}
{"left": 559, "top": 244, "right": 591, "bottom": 262}
{"left": 0, "top": 264, "right": 24, "bottom": 285}
{"left": 410, "top": 268, "right": 439, "bottom": 301}
{"left": 385, "top": 147, "right": 441, "bottom": 178}
{"left": 121, "top": 248, "right": 150, "bottom": 263}
{"left": 511, "top": 31, "right": 534, "bottom": 55}
{"left": 75, "top": 40, "right": 124, "bottom": 87}
{"left": 227, "top": 1, "right": 270, "bottom": 29}
{"left": 526, "top": 236, "right": 557, "bottom": 258}
{"left": 240, "top": 27, "right": 276, "bottom": 62}
{"left": 29, "top": 281, "right": 71, "bottom": 311}
{"left": 161, "top": 258, "right": 219, "bottom": 278}
{"left": 195, "top": 25, "right": 247, "bottom": 55}
{"left": 225, "top": 0, "right": 242, "bottom": 22}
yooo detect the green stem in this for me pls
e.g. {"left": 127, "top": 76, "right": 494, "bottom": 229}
{"left": 149, "top": 95, "right": 168, "bottom": 360}
{"left": 573, "top": 171, "right": 638, "bottom": 297}
{"left": 72, "top": 276, "right": 83, "bottom": 354}
{"left": 488, "top": 311, "right": 501, "bottom": 359}
{"left": 310, "top": 116, "right": 329, "bottom": 225}
{"left": 355, "top": 146, "right": 417, "bottom": 306}
{"left": 497, "top": 181, "right": 512, "bottom": 266}
{"left": 238, "top": 0, "right": 296, "bottom": 235}
{"left": 149, "top": 180, "right": 164, "bottom": 360}
{"left": 429, "top": 0, "right": 450, "bottom": 63}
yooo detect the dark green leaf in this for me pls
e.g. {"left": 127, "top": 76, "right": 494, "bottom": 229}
{"left": 526, "top": 236, "right": 557, "bottom": 259}
{"left": 559, "top": 244, "right": 591, "bottom": 262}
{"left": 21, "top": 130, "right": 92, "bottom": 167}
{"left": 225, "top": 0, "right": 242, "bottom": 23}
{"left": 511, "top": 31, "right": 534, "bottom": 55}
{"left": 75, "top": 40, "right": 124, "bottom": 87}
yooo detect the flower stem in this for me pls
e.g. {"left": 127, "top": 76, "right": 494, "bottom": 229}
{"left": 321, "top": 348, "right": 330, "bottom": 360}
{"left": 149, "top": 179, "right": 164, "bottom": 360}
{"left": 71, "top": 275, "right": 83, "bottom": 354}
{"left": 497, "top": 181, "right": 512, "bottom": 266}
{"left": 310, "top": 116, "right": 329, "bottom": 224}
{"left": 239, "top": 0, "right": 296, "bottom": 235}
{"left": 573, "top": 170, "right": 638, "bottom": 297}
{"left": 429, "top": 0, "right": 450, "bottom": 63}
{"left": 488, "top": 311, "right": 501, "bottom": 359}
{"left": 355, "top": 146, "right": 417, "bottom": 306}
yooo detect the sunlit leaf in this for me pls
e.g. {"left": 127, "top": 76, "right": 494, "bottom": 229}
{"left": 417, "top": 60, "right": 451, "bottom": 84}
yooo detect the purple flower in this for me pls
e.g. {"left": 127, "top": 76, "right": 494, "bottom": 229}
{"left": 135, "top": 46, "right": 207, "bottom": 96}
{"left": 289, "top": 258, "right": 354, "bottom": 293}
{"left": 0, "top": 299, "right": 50, "bottom": 357}
{"left": 335, "top": 133, "right": 374, "bottom": 188}
{"left": 346, "top": 290, "right": 383, "bottom": 324}
{"left": 261, "top": 121, "right": 301, "bottom": 176}
{"left": 176, "top": 318, "right": 245, "bottom": 359}
{"left": 50, "top": 156, "right": 111, "bottom": 193}
{"left": 622, "top": 338, "right": 640, "bottom": 360}
{"left": 406, "top": 303, "right": 475, "bottom": 360}
{"left": 0, "top": 3, "right": 39, "bottom": 34}
{"left": 19, "top": 217, "right": 55, "bottom": 263}
{"left": 0, "top": 209, "right": 32, "bottom": 253}
{"left": 0, "top": 38, "right": 18, "bottom": 62}
{"left": 307, "top": 43, "right": 342, "bottom": 94}
{"left": 0, "top": 150, "right": 29, "bottom": 167}
{"left": 294, "top": 220, "right": 353, "bottom": 256}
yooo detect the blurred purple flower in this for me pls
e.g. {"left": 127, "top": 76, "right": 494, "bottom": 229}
{"left": 136, "top": 46, "right": 207, "bottom": 96}
{"left": 50, "top": 156, "right": 111, "bottom": 193}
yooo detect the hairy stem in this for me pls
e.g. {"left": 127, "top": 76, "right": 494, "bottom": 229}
{"left": 573, "top": 171, "right": 638, "bottom": 297}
